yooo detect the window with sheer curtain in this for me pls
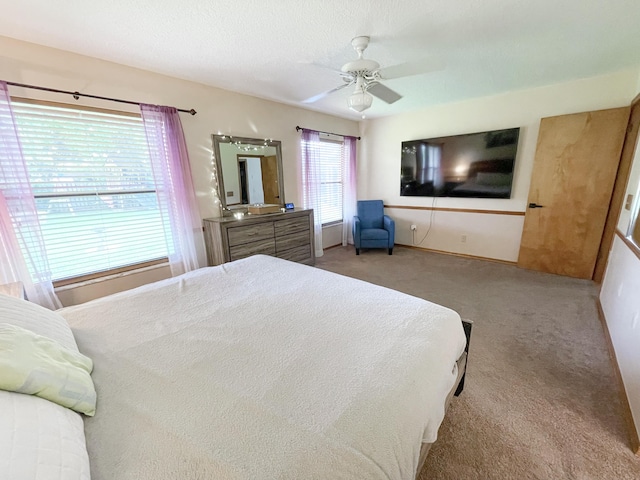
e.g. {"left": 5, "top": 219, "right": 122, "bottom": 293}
{"left": 301, "top": 137, "right": 344, "bottom": 225}
{"left": 11, "top": 100, "right": 169, "bottom": 282}
{"left": 632, "top": 194, "right": 640, "bottom": 246}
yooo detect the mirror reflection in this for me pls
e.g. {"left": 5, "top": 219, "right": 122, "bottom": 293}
{"left": 212, "top": 135, "right": 285, "bottom": 211}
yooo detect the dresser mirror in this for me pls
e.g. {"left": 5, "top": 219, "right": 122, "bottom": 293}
{"left": 212, "top": 134, "right": 285, "bottom": 213}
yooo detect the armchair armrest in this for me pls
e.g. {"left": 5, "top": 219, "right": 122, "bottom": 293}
{"left": 383, "top": 215, "right": 395, "bottom": 247}
{"left": 352, "top": 216, "right": 361, "bottom": 248}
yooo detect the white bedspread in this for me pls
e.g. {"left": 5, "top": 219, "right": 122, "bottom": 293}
{"left": 60, "top": 255, "right": 466, "bottom": 480}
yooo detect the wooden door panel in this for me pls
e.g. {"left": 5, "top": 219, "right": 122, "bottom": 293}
{"left": 261, "top": 155, "right": 280, "bottom": 204}
{"left": 518, "top": 107, "right": 629, "bottom": 279}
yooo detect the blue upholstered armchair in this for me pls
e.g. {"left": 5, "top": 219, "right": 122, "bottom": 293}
{"left": 352, "top": 200, "right": 395, "bottom": 255}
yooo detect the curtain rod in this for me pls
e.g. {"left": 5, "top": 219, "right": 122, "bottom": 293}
{"left": 295, "top": 125, "right": 360, "bottom": 140}
{"left": 6, "top": 81, "right": 197, "bottom": 115}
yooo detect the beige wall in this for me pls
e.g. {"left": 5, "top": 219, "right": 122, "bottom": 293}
{"left": 600, "top": 78, "right": 640, "bottom": 444}
{"left": 0, "top": 36, "right": 358, "bottom": 305}
{"left": 322, "top": 223, "right": 344, "bottom": 249}
{"left": 359, "top": 70, "right": 640, "bottom": 261}
{"left": 4, "top": 35, "right": 640, "bottom": 306}
{"left": 601, "top": 237, "right": 640, "bottom": 443}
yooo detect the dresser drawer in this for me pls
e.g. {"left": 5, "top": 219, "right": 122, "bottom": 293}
{"left": 274, "top": 216, "right": 310, "bottom": 237}
{"left": 275, "top": 230, "right": 310, "bottom": 252}
{"left": 276, "top": 244, "right": 312, "bottom": 263}
{"left": 229, "top": 238, "right": 276, "bottom": 261}
{"left": 227, "top": 222, "right": 274, "bottom": 247}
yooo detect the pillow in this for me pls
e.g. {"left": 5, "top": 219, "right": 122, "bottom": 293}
{"left": 0, "top": 293, "right": 78, "bottom": 352}
{"left": 475, "top": 171, "right": 513, "bottom": 187}
{"left": 0, "top": 323, "right": 96, "bottom": 416}
{"left": 0, "top": 390, "right": 91, "bottom": 480}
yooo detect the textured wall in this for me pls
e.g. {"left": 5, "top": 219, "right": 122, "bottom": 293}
{"left": 359, "top": 70, "right": 639, "bottom": 261}
{"left": 0, "top": 35, "right": 358, "bottom": 304}
{"left": 601, "top": 236, "right": 640, "bottom": 445}
{"left": 600, "top": 79, "right": 640, "bottom": 446}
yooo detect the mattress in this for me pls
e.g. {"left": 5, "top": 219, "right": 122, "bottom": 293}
{"left": 59, "top": 255, "right": 466, "bottom": 480}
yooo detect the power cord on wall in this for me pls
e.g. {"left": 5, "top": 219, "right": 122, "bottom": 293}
{"left": 412, "top": 196, "right": 437, "bottom": 246}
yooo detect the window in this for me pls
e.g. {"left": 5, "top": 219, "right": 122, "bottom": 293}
{"left": 627, "top": 142, "right": 640, "bottom": 249}
{"left": 301, "top": 136, "right": 345, "bottom": 225}
{"left": 11, "top": 100, "right": 168, "bottom": 282}
{"left": 632, "top": 189, "right": 640, "bottom": 246}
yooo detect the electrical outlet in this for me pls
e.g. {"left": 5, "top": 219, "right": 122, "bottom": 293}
{"left": 461, "top": 234, "right": 467, "bottom": 243}
{"left": 410, "top": 224, "right": 417, "bottom": 231}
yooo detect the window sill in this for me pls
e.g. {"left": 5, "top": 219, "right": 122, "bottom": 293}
{"left": 322, "top": 220, "right": 343, "bottom": 228}
{"left": 54, "top": 261, "right": 170, "bottom": 292}
{"left": 625, "top": 236, "right": 640, "bottom": 262}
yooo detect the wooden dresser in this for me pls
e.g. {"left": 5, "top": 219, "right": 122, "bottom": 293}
{"left": 203, "top": 209, "right": 315, "bottom": 266}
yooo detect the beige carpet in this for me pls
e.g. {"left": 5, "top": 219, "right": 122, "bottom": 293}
{"left": 315, "top": 245, "right": 640, "bottom": 479}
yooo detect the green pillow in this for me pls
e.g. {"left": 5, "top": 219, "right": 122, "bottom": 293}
{"left": 0, "top": 323, "right": 96, "bottom": 416}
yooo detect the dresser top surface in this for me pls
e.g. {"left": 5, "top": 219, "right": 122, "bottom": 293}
{"left": 204, "top": 208, "right": 312, "bottom": 224}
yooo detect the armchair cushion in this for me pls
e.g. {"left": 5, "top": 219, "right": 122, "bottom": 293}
{"left": 360, "top": 228, "right": 389, "bottom": 241}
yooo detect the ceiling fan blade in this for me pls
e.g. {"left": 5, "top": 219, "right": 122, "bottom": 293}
{"left": 378, "top": 57, "right": 446, "bottom": 80}
{"left": 302, "top": 82, "right": 352, "bottom": 104}
{"left": 367, "top": 83, "right": 402, "bottom": 104}
{"left": 301, "top": 61, "right": 349, "bottom": 77}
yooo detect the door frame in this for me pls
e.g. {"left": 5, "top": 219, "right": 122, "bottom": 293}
{"left": 593, "top": 94, "right": 640, "bottom": 282}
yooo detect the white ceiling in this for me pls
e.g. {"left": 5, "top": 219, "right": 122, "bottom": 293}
{"left": 2, "top": 0, "right": 640, "bottom": 120}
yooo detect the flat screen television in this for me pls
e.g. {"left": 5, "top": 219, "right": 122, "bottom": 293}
{"left": 400, "top": 127, "right": 520, "bottom": 198}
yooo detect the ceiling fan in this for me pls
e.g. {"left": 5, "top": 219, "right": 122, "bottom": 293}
{"left": 303, "top": 36, "right": 440, "bottom": 113}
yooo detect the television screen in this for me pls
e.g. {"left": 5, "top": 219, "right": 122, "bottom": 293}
{"left": 400, "top": 127, "right": 520, "bottom": 198}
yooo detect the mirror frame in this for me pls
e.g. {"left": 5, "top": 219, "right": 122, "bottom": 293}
{"left": 211, "top": 134, "right": 285, "bottom": 210}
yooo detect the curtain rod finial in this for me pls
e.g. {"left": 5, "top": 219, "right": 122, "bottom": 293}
{"left": 189, "top": 109, "right": 197, "bottom": 116}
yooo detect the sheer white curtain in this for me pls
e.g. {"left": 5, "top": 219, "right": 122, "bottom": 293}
{"left": 140, "top": 105, "right": 201, "bottom": 276}
{"left": 0, "top": 81, "right": 60, "bottom": 309}
{"left": 342, "top": 136, "right": 357, "bottom": 246}
{"left": 300, "top": 129, "right": 324, "bottom": 257}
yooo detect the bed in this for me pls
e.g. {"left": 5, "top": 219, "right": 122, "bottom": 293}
{"left": 1, "top": 255, "right": 469, "bottom": 480}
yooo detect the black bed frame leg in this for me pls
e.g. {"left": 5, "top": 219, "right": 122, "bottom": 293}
{"left": 455, "top": 319, "right": 473, "bottom": 397}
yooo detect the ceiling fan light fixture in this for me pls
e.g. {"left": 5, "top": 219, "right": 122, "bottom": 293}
{"left": 348, "top": 90, "right": 373, "bottom": 112}
{"left": 303, "top": 36, "right": 407, "bottom": 112}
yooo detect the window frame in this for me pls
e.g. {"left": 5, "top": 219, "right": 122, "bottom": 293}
{"left": 629, "top": 186, "right": 640, "bottom": 248}
{"left": 52, "top": 258, "right": 168, "bottom": 288}
{"left": 624, "top": 114, "right": 640, "bottom": 253}
{"left": 318, "top": 136, "right": 345, "bottom": 226}
{"left": 11, "top": 97, "right": 169, "bottom": 285}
